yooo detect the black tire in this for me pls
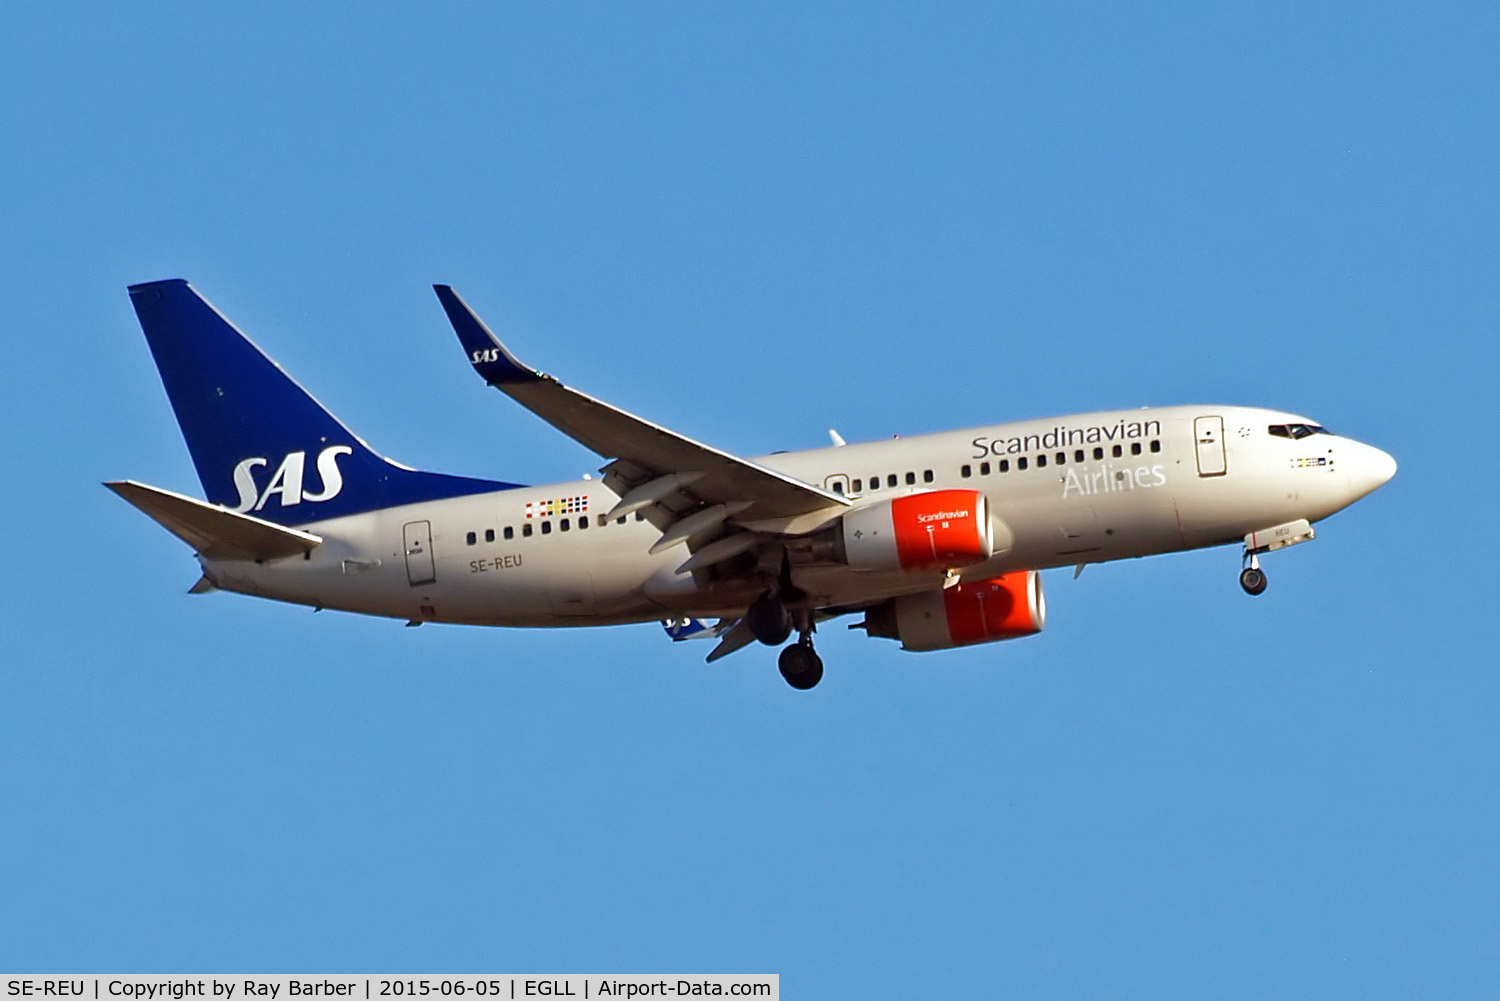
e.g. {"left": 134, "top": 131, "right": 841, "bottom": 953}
{"left": 1239, "top": 567, "right": 1268, "bottom": 596}
{"left": 747, "top": 593, "right": 793, "bottom": 646}
{"left": 778, "top": 644, "right": 824, "bottom": 690}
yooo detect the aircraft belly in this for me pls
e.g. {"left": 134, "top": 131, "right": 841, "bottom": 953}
{"left": 1093, "top": 490, "right": 1186, "bottom": 559}
{"left": 1173, "top": 460, "right": 1293, "bottom": 546}
{"left": 1053, "top": 505, "right": 1103, "bottom": 557}
{"left": 985, "top": 474, "right": 1186, "bottom": 569}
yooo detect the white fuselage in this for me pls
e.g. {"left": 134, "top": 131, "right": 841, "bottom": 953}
{"left": 202, "top": 405, "right": 1394, "bottom": 627}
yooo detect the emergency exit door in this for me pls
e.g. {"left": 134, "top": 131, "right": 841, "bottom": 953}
{"left": 1194, "top": 416, "right": 1227, "bottom": 477}
{"left": 403, "top": 520, "right": 436, "bottom": 586}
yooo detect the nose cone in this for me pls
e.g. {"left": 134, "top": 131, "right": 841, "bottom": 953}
{"left": 1345, "top": 440, "right": 1397, "bottom": 501}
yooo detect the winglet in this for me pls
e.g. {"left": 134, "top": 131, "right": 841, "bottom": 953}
{"left": 432, "top": 285, "right": 542, "bottom": 385}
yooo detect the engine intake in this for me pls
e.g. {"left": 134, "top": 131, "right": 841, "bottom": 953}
{"left": 864, "top": 571, "right": 1045, "bottom": 651}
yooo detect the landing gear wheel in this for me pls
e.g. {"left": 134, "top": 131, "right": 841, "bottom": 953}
{"left": 746, "top": 593, "right": 792, "bottom": 646}
{"left": 778, "top": 643, "right": 824, "bottom": 690}
{"left": 1239, "top": 566, "right": 1268, "bottom": 596}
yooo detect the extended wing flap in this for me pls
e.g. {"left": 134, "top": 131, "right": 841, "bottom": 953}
{"left": 433, "top": 285, "right": 848, "bottom": 521}
{"left": 106, "top": 480, "right": 322, "bottom": 562}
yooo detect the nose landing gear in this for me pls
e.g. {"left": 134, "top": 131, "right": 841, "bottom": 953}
{"left": 1238, "top": 519, "right": 1316, "bottom": 595}
{"left": 1239, "top": 551, "right": 1268, "bottom": 595}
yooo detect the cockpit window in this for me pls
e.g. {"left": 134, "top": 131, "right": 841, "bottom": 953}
{"left": 1268, "top": 423, "right": 1331, "bottom": 439}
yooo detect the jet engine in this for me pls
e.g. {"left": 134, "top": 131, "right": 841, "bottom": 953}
{"left": 827, "top": 489, "right": 995, "bottom": 572}
{"left": 861, "top": 571, "right": 1045, "bottom": 651}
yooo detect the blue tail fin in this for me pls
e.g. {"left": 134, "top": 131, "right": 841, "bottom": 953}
{"left": 128, "top": 279, "right": 521, "bottom": 526}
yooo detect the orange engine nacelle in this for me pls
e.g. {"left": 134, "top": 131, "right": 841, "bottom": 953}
{"left": 840, "top": 489, "right": 994, "bottom": 572}
{"left": 863, "top": 571, "right": 1046, "bottom": 651}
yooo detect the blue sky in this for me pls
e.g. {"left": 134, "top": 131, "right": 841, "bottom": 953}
{"left": 3, "top": 2, "right": 1498, "bottom": 996}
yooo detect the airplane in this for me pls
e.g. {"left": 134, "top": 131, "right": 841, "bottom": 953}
{"left": 109, "top": 279, "right": 1397, "bottom": 689}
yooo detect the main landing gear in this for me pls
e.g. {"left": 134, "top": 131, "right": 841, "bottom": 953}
{"left": 1239, "top": 551, "right": 1268, "bottom": 596}
{"left": 750, "top": 595, "right": 824, "bottom": 690}
{"left": 778, "top": 637, "right": 824, "bottom": 690}
{"left": 746, "top": 591, "right": 793, "bottom": 646}
{"left": 744, "top": 551, "right": 825, "bottom": 689}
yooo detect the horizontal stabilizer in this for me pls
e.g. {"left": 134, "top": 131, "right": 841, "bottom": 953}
{"left": 661, "top": 617, "right": 731, "bottom": 642}
{"left": 105, "top": 480, "right": 322, "bottom": 561}
{"left": 705, "top": 619, "right": 756, "bottom": 663}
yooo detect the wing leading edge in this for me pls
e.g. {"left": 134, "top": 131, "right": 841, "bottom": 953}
{"left": 433, "top": 286, "right": 850, "bottom": 529}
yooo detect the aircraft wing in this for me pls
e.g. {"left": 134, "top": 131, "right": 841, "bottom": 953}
{"left": 434, "top": 286, "right": 850, "bottom": 531}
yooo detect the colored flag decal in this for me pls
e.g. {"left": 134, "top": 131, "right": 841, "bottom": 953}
{"left": 525, "top": 496, "right": 589, "bottom": 519}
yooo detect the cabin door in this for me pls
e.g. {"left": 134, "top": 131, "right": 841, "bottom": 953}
{"left": 1194, "top": 416, "right": 1227, "bottom": 477}
{"left": 403, "top": 520, "right": 436, "bottom": 587}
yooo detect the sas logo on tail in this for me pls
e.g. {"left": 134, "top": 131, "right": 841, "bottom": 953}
{"left": 232, "top": 445, "right": 353, "bottom": 512}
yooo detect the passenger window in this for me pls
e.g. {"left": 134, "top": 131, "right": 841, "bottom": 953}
{"left": 523, "top": 524, "right": 533, "bottom": 538}
{"left": 1075, "top": 450, "right": 1085, "bottom": 463}
{"left": 1093, "top": 447, "right": 1104, "bottom": 460}
{"left": 504, "top": 526, "right": 514, "bottom": 540}
{"left": 980, "top": 461, "right": 991, "bottom": 475}
{"left": 852, "top": 479, "right": 863, "bottom": 492}
{"left": 1150, "top": 440, "right": 1161, "bottom": 453}
{"left": 466, "top": 531, "right": 477, "bottom": 546}
{"left": 1131, "top": 442, "right": 1142, "bottom": 456}
{"left": 635, "top": 512, "right": 645, "bottom": 521}
{"left": 541, "top": 521, "right": 552, "bottom": 535}
{"left": 1037, "top": 454, "right": 1047, "bottom": 468}
{"left": 1112, "top": 445, "right": 1123, "bottom": 458}
{"left": 618, "top": 517, "right": 627, "bottom": 525}
{"left": 1056, "top": 452, "right": 1066, "bottom": 465}
{"left": 561, "top": 518, "right": 570, "bottom": 531}
{"left": 961, "top": 465, "right": 972, "bottom": 478}
{"left": 485, "top": 529, "right": 495, "bottom": 543}
{"left": 832, "top": 481, "right": 845, "bottom": 495}
{"left": 887, "top": 474, "right": 898, "bottom": 488}
{"left": 1018, "top": 457, "right": 1028, "bottom": 470}
{"left": 905, "top": 472, "right": 916, "bottom": 485}
{"left": 923, "top": 470, "right": 934, "bottom": 483}
{"left": 579, "top": 516, "right": 589, "bottom": 529}
{"left": 999, "top": 459, "right": 1009, "bottom": 473}
{"left": 869, "top": 476, "right": 879, "bottom": 490}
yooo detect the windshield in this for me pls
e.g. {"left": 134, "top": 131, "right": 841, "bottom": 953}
{"left": 1268, "top": 423, "right": 1332, "bottom": 440}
